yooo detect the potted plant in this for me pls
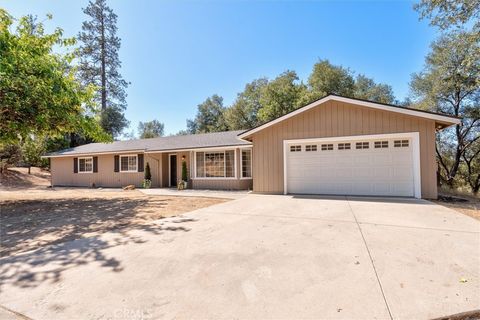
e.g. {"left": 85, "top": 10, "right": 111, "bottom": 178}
{"left": 142, "top": 162, "right": 152, "bottom": 189}
{"left": 177, "top": 159, "right": 188, "bottom": 190}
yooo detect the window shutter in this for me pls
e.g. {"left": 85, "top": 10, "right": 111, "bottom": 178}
{"left": 73, "top": 158, "right": 78, "bottom": 173}
{"left": 138, "top": 154, "right": 144, "bottom": 172}
{"left": 114, "top": 155, "right": 119, "bottom": 172}
{"left": 93, "top": 156, "right": 98, "bottom": 173}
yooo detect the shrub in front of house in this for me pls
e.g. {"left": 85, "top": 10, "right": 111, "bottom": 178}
{"left": 143, "top": 162, "right": 152, "bottom": 188}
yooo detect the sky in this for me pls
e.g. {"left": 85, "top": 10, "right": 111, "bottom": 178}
{"left": 1, "top": 0, "right": 439, "bottom": 136}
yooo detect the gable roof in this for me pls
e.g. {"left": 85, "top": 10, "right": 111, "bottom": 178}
{"left": 45, "top": 130, "right": 251, "bottom": 157}
{"left": 238, "top": 94, "right": 461, "bottom": 139}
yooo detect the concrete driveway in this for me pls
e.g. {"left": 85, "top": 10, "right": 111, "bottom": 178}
{"left": 1, "top": 195, "right": 479, "bottom": 319}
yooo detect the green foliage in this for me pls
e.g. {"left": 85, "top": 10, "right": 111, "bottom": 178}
{"left": 460, "top": 140, "right": 480, "bottom": 193}
{"left": 257, "top": 71, "right": 307, "bottom": 123}
{"left": 144, "top": 162, "right": 152, "bottom": 180}
{"left": 414, "top": 0, "right": 479, "bottom": 31}
{"left": 410, "top": 30, "right": 479, "bottom": 186}
{"left": 99, "top": 106, "right": 129, "bottom": 138}
{"left": 187, "top": 95, "right": 228, "bottom": 134}
{"left": 0, "top": 9, "right": 109, "bottom": 145}
{"left": 142, "top": 179, "right": 151, "bottom": 189}
{"left": 225, "top": 78, "right": 268, "bottom": 130}
{"left": 353, "top": 75, "right": 395, "bottom": 104}
{"left": 190, "top": 60, "right": 400, "bottom": 134}
{"left": 139, "top": 120, "right": 165, "bottom": 139}
{"left": 306, "top": 60, "right": 396, "bottom": 104}
{"left": 0, "top": 143, "right": 21, "bottom": 172}
{"left": 78, "top": 0, "right": 129, "bottom": 138}
{"left": 21, "top": 135, "right": 48, "bottom": 168}
{"left": 173, "top": 130, "right": 189, "bottom": 136}
{"left": 307, "top": 59, "right": 355, "bottom": 99}
{"left": 181, "top": 160, "right": 188, "bottom": 181}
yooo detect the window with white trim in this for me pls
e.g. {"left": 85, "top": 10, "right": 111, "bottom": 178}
{"left": 78, "top": 157, "right": 93, "bottom": 173}
{"left": 120, "top": 155, "right": 137, "bottom": 172}
{"left": 290, "top": 145, "right": 301, "bottom": 152}
{"left": 338, "top": 143, "right": 351, "bottom": 150}
{"left": 394, "top": 140, "right": 409, "bottom": 148}
{"left": 241, "top": 149, "right": 252, "bottom": 178}
{"left": 374, "top": 141, "right": 389, "bottom": 148}
{"left": 321, "top": 144, "right": 333, "bottom": 151}
{"left": 195, "top": 150, "right": 235, "bottom": 178}
{"left": 306, "top": 145, "right": 317, "bottom": 152}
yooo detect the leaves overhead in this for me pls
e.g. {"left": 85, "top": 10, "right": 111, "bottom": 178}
{"left": 0, "top": 9, "right": 109, "bottom": 145}
{"left": 414, "top": 0, "right": 480, "bottom": 31}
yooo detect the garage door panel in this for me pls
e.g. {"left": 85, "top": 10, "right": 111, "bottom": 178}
{"left": 286, "top": 137, "right": 415, "bottom": 197}
{"left": 353, "top": 155, "right": 373, "bottom": 165}
{"left": 373, "top": 154, "right": 391, "bottom": 165}
{"left": 372, "top": 167, "right": 392, "bottom": 178}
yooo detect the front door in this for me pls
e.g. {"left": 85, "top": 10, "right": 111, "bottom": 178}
{"left": 170, "top": 155, "right": 177, "bottom": 187}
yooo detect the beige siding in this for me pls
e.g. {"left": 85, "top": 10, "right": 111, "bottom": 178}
{"left": 51, "top": 153, "right": 162, "bottom": 188}
{"left": 192, "top": 179, "right": 252, "bottom": 190}
{"left": 51, "top": 148, "right": 253, "bottom": 190}
{"left": 250, "top": 100, "right": 438, "bottom": 199}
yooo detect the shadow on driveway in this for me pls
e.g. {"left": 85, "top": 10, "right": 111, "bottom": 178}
{"left": 0, "top": 197, "right": 197, "bottom": 291}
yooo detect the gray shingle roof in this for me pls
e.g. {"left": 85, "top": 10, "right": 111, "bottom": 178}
{"left": 45, "top": 130, "right": 251, "bottom": 157}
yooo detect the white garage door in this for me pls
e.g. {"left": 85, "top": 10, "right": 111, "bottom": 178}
{"left": 286, "top": 136, "right": 416, "bottom": 197}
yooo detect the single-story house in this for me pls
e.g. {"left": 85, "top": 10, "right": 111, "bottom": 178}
{"left": 44, "top": 94, "right": 460, "bottom": 199}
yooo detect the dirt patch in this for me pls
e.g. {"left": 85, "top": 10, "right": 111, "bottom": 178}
{"left": 1, "top": 187, "right": 227, "bottom": 257}
{"left": 432, "top": 309, "right": 480, "bottom": 320}
{"left": 433, "top": 193, "right": 480, "bottom": 221}
{"left": 0, "top": 167, "right": 51, "bottom": 190}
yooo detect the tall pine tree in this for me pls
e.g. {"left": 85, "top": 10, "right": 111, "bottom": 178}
{"left": 78, "top": 0, "right": 129, "bottom": 138}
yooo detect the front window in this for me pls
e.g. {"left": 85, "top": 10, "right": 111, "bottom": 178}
{"left": 241, "top": 149, "right": 252, "bottom": 178}
{"left": 196, "top": 150, "right": 235, "bottom": 178}
{"left": 120, "top": 155, "right": 137, "bottom": 172}
{"left": 78, "top": 157, "right": 93, "bottom": 173}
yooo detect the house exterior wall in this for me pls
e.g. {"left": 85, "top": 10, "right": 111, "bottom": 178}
{"left": 249, "top": 100, "right": 438, "bottom": 199}
{"left": 51, "top": 153, "right": 162, "bottom": 188}
{"left": 50, "top": 148, "right": 253, "bottom": 190}
{"left": 164, "top": 148, "right": 253, "bottom": 190}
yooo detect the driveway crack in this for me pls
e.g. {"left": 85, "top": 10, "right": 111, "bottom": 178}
{"left": 346, "top": 196, "right": 393, "bottom": 320}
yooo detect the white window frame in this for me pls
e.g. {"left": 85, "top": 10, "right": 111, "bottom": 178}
{"left": 120, "top": 154, "right": 138, "bottom": 173}
{"left": 240, "top": 148, "right": 253, "bottom": 179}
{"left": 78, "top": 157, "right": 93, "bottom": 173}
{"left": 194, "top": 148, "right": 237, "bottom": 180}
{"left": 283, "top": 132, "right": 422, "bottom": 199}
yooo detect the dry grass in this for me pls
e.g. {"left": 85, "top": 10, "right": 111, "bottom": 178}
{"left": 0, "top": 168, "right": 228, "bottom": 256}
{"left": 433, "top": 187, "right": 480, "bottom": 221}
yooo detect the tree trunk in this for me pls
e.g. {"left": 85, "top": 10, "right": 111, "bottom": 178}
{"left": 28, "top": 165, "right": 31, "bottom": 174}
{"left": 100, "top": 10, "right": 107, "bottom": 111}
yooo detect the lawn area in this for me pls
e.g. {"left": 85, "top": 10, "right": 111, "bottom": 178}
{"left": 0, "top": 168, "right": 227, "bottom": 257}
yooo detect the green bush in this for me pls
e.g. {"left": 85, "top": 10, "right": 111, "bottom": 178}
{"left": 142, "top": 179, "right": 151, "bottom": 189}
{"left": 181, "top": 160, "right": 188, "bottom": 181}
{"left": 144, "top": 162, "right": 152, "bottom": 181}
